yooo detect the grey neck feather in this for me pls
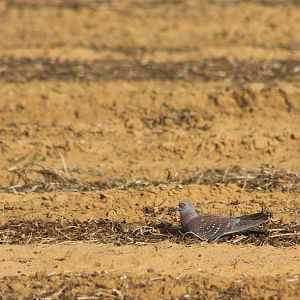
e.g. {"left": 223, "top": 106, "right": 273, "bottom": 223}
{"left": 180, "top": 210, "right": 199, "bottom": 227}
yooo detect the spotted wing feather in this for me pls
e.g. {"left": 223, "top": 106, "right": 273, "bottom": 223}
{"left": 185, "top": 215, "right": 234, "bottom": 241}
{"left": 185, "top": 212, "right": 268, "bottom": 241}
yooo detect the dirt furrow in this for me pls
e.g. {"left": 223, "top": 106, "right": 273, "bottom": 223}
{"left": 0, "top": 184, "right": 299, "bottom": 224}
{"left": 0, "top": 270, "right": 299, "bottom": 300}
{"left": 0, "top": 218, "right": 299, "bottom": 247}
{"left": 1, "top": 165, "right": 299, "bottom": 194}
{"left": 0, "top": 58, "right": 300, "bottom": 83}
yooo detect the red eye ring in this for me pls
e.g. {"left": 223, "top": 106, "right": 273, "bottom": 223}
{"left": 179, "top": 202, "right": 186, "bottom": 208}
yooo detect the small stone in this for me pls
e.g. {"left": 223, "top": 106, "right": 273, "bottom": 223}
{"left": 41, "top": 202, "right": 50, "bottom": 208}
{"left": 290, "top": 133, "right": 298, "bottom": 140}
{"left": 97, "top": 280, "right": 115, "bottom": 289}
{"left": 164, "top": 118, "right": 173, "bottom": 126}
{"left": 147, "top": 267, "right": 155, "bottom": 273}
{"left": 4, "top": 203, "right": 14, "bottom": 210}
{"left": 11, "top": 282, "right": 24, "bottom": 291}
{"left": 99, "top": 192, "right": 106, "bottom": 199}
{"left": 254, "top": 137, "right": 268, "bottom": 150}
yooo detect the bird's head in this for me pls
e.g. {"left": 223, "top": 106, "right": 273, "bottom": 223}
{"left": 176, "top": 200, "right": 196, "bottom": 214}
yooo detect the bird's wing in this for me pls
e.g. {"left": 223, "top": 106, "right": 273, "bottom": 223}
{"left": 186, "top": 213, "right": 268, "bottom": 241}
{"left": 186, "top": 215, "right": 233, "bottom": 241}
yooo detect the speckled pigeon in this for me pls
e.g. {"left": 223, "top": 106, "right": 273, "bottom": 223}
{"left": 177, "top": 200, "right": 268, "bottom": 241}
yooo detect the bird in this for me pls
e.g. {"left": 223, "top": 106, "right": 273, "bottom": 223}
{"left": 177, "top": 200, "right": 269, "bottom": 241}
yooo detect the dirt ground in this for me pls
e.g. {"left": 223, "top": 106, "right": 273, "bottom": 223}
{"left": 0, "top": 0, "right": 300, "bottom": 299}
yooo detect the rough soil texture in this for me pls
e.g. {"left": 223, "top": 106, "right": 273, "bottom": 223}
{"left": 0, "top": 0, "right": 300, "bottom": 299}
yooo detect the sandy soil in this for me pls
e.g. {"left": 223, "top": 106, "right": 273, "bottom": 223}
{"left": 0, "top": 0, "right": 299, "bottom": 299}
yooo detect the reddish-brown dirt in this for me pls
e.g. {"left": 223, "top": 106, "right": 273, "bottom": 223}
{"left": 0, "top": 0, "right": 299, "bottom": 299}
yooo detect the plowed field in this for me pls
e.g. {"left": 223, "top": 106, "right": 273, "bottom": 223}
{"left": 0, "top": 1, "right": 299, "bottom": 299}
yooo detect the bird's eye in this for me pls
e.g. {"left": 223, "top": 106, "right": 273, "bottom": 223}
{"left": 179, "top": 202, "right": 186, "bottom": 208}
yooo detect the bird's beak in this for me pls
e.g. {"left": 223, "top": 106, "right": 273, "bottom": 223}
{"left": 175, "top": 205, "right": 180, "bottom": 211}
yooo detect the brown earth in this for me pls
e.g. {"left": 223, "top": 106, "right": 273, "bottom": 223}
{"left": 0, "top": 0, "right": 300, "bottom": 299}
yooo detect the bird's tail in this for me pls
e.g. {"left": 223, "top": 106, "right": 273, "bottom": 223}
{"left": 228, "top": 212, "right": 270, "bottom": 235}
{"left": 238, "top": 211, "right": 270, "bottom": 221}
{"left": 238, "top": 212, "right": 270, "bottom": 221}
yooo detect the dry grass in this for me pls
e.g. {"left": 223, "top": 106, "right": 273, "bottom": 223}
{"left": 1, "top": 164, "right": 299, "bottom": 194}
{"left": 0, "top": 271, "right": 298, "bottom": 300}
{"left": 0, "top": 218, "right": 298, "bottom": 247}
{"left": 1, "top": 58, "right": 300, "bottom": 83}
{"left": 181, "top": 165, "right": 300, "bottom": 192}
{"left": 1, "top": 164, "right": 123, "bottom": 193}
